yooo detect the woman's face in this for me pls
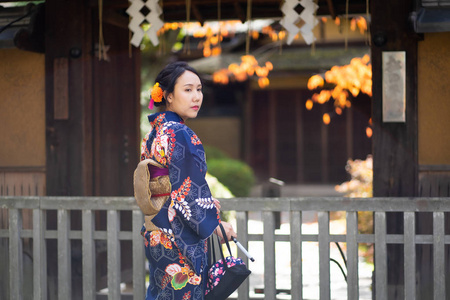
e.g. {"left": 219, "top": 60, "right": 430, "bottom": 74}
{"left": 166, "top": 70, "right": 203, "bottom": 121}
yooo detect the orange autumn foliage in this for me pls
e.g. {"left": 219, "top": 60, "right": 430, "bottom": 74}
{"left": 307, "top": 54, "right": 372, "bottom": 109}
{"left": 213, "top": 55, "right": 273, "bottom": 88}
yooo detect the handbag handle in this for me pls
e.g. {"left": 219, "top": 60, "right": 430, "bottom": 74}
{"left": 217, "top": 223, "right": 233, "bottom": 255}
{"left": 210, "top": 223, "right": 233, "bottom": 270}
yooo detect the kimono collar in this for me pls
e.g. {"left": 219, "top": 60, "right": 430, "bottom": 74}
{"left": 148, "top": 111, "right": 184, "bottom": 129}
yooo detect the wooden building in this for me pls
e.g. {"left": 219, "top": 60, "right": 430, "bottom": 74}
{"left": 1, "top": 1, "right": 141, "bottom": 298}
{"left": 187, "top": 38, "right": 372, "bottom": 184}
{"left": 371, "top": 1, "right": 450, "bottom": 298}
{"left": 1, "top": 0, "right": 450, "bottom": 299}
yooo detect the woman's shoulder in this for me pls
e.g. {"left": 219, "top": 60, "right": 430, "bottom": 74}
{"left": 160, "top": 121, "right": 197, "bottom": 138}
{"left": 157, "top": 120, "right": 186, "bottom": 136}
{"left": 159, "top": 124, "right": 204, "bottom": 154}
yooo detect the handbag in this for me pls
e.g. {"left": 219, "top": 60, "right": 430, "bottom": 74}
{"left": 205, "top": 223, "right": 251, "bottom": 300}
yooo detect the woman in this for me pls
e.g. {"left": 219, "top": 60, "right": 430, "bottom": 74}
{"left": 139, "top": 61, "right": 236, "bottom": 300}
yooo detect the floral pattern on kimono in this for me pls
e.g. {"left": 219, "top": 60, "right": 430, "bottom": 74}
{"left": 140, "top": 111, "right": 220, "bottom": 300}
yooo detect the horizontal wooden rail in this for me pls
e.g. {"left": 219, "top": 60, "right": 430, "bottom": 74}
{"left": 0, "top": 196, "right": 449, "bottom": 300}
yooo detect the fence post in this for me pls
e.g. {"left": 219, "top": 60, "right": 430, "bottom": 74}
{"left": 107, "top": 210, "right": 121, "bottom": 300}
{"left": 236, "top": 211, "right": 250, "bottom": 300}
{"left": 9, "top": 208, "right": 23, "bottom": 300}
{"left": 262, "top": 178, "right": 284, "bottom": 229}
{"left": 33, "top": 208, "right": 47, "bottom": 300}
{"left": 290, "top": 210, "right": 302, "bottom": 300}
{"left": 433, "top": 212, "right": 445, "bottom": 300}
{"left": 82, "top": 210, "right": 96, "bottom": 300}
{"left": 346, "top": 211, "right": 359, "bottom": 300}
{"left": 374, "top": 211, "right": 387, "bottom": 300}
{"left": 58, "top": 209, "right": 71, "bottom": 300}
{"left": 132, "top": 210, "right": 145, "bottom": 300}
{"left": 318, "top": 211, "right": 330, "bottom": 300}
{"left": 263, "top": 211, "right": 276, "bottom": 298}
{"left": 404, "top": 212, "right": 416, "bottom": 300}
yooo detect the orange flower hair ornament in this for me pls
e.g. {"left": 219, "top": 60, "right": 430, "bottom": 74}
{"left": 149, "top": 82, "right": 164, "bottom": 109}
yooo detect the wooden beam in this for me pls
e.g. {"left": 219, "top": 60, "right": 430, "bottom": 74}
{"left": 192, "top": 4, "right": 205, "bottom": 26}
{"left": 103, "top": 8, "right": 129, "bottom": 29}
{"left": 233, "top": 1, "right": 246, "bottom": 23}
{"left": 82, "top": 0, "right": 368, "bottom": 18}
{"left": 326, "top": 0, "right": 336, "bottom": 19}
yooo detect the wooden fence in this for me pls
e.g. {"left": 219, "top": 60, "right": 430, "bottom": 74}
{"left": 0, "top": 196, "right": 449, "bottom": 300}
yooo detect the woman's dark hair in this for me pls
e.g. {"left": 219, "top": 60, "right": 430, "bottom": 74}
{"left": 154, "top": 61, "right": 201, "bottom": 107}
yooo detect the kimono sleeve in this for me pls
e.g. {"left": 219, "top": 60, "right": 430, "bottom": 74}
{"left": 167, "top": 126, "right": 220, "bottom": 240}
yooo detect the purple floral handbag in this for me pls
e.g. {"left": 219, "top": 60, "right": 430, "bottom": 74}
{"left": 205, "top": 223, "right": 251, "bottom": 300}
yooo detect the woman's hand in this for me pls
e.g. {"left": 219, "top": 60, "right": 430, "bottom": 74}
{"left": 213, "top": 198, "right": 221, "bottom": 213}
{"left": 215, "top": 221, "right": 236, "bottom": 244}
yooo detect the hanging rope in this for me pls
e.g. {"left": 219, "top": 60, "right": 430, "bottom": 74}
{"left": 159, "top": 0, "right": 165, "bottom": 55}
{"left": 246, "top": 0, "right": 252, "bottom": 55}
{"left": 184, "top": 0, "right": 191, "bottom": 55}
{"left": 366, "top": 0, "right": 370, "bottom": 21}
{"left": 218, "top": 0, "right": 221, "bottom": 49}
{"left": 279, "top": 33, "right": 283, "bottom": 55}
{"left": 311, "top": 0, "right": 319, "bottom": 56}
{"left": 163, "top": 0, "right": 167, "bottom": 54}
{"left": 345, "top": 0, "right": 349, "bottom": 50}
{"left": 128, "top": 15, "right": 132, "bottom": 58}
{"left": 366, "top": 0, "right": 371, "bottom": 46}
{"left": 98, "top": 0, "right": 106, "bottom": 61}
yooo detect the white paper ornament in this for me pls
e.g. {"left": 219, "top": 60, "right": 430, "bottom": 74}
{"left": 127, "top": 0, "right": 164, "bottom": 47}
{"left": 127, "top": 0, "right": 145, "bottom": 47}
{"left": 280, "top": 0, "right": 300, "bottom": 45}
{"left": 280, "top": 0, "right": 319, "bottom": 45}
{"left": 300, "top": 23, "right": 316, "bottom": 44}
{"left": 145, "top": 0, "right": 164, "bottom": 46}
{"left": 299, "top": 0, "right": 319, "bottom": 28}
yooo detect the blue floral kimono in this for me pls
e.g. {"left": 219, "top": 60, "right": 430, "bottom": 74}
{"left": 140, "top": 111, "right": 220, "bottom": 300}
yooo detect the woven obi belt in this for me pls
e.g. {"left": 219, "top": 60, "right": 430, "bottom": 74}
{"left": 148, "top": 164, "right": 169, "bottom": 178}
{"left": 134, "top": 159, "right": 171, "bottom": 231}
{"left": 148, "top": 164, "right": 170, "bottom": 198}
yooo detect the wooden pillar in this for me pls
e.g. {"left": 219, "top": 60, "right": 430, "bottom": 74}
{"left": 45, "top": 0, "right": 140, "bottom": 298}
{"left": 244, "top": 83, "right": 253, "bottom": 165}
{"left": 346, "top": 106, "right": 353, "bottom": 160}
{"left": 321, "top": 104, "right": 328, "bottom": 183}
{"left": 269, "top": 90, "right": 277, "bottom": 178}
{"left": 45, "top": 0, "right": 140, "bottom": 197}
{"left": 371, "top": 0, "right": 419, "bottom": 197}
{"left": 45, "top": 0, "right": 92, "bottom": 196}
{"left": 45, "top": 1, "right": 93, "bottom": 298}
{"left": 295, "top": 91, "right": 304, "bottom": 183}
{"left": 371, "top": 0, "right": 419, "bottom": 298}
